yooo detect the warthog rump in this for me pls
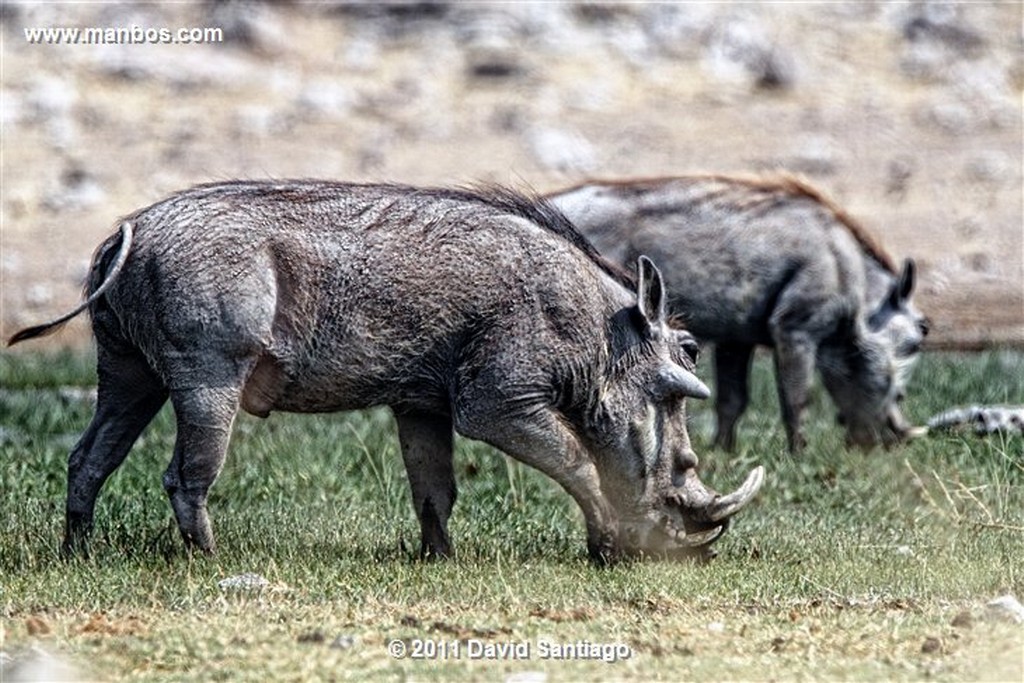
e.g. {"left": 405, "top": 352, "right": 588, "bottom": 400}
{"left": 10, "top": 180, "right": 763, "bottom": 562}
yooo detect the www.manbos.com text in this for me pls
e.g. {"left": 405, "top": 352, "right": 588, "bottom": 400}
{"left": 24, "top": 25, "right": 224, "bottom": 46}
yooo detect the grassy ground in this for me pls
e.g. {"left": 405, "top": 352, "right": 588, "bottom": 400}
{"left": 1, "top": 349, "right": 1022, "bottom": 682}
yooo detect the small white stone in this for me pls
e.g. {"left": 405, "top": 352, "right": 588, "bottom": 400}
{"left": 506, "top": 672, "right": 548, "bottom": 683}
{"left": 27, "top": 78, "right": 77, "bottom": 121}
{"left": 330, "top": 635, "right": 357, "bottom": 650}
{"left": 296, "top": 81, "right": 356, "bottom": 118}
{"left": 2, "top": 646, "right": 80, "bottom": 683}
{"left": 986, "top": 595, "right": 1024, "bottom": 624}
{"left": 218, "top": 573, "right": 269, "bottom": 591}
{"left": 25, "top": 284, "right": 52, "bottom": 308}
{"left": 527, "top": 127, "right": 597, "bottom": 173}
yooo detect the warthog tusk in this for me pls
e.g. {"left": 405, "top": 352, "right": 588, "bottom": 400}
{"left": 707, "top": 466, "right": 765, "bottom": 522}
{"left": 676, "top": 525, "right": 724, "bottom": 547}
{"left": 652, "top": 515, "right": 724, "bottom": 548}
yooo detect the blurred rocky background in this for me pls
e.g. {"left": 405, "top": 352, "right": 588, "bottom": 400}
{"left": 1, "top": 1, "right": 1021, "bottom": 348}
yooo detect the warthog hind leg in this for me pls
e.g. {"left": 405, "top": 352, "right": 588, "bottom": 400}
{"left": 165, "top": 381, "right": 245, "bottom": 554}
{"left": 64, "top": 347, "right": 168, "bottom": 557}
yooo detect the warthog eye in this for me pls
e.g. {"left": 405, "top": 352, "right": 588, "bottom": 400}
{"left": 678, "top": 334, "right": 700, "bottom": 365}
{"left": 918, "top": 317, "right": 931, "bottom": 337}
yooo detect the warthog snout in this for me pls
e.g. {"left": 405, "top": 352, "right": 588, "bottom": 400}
{"left": 841, "top": 404, "right": 925, "bottom": 450}
{"left": 619, "top": 457, "right": 765, "bottom": 560}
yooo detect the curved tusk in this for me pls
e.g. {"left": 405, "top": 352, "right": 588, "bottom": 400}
{"left": 677, "top": 525, "right": 724, "bottom": 548}
{"left": 707, "top": 466, "right": 765, "bottom": 522}
{"left": 906, "top": 426, "right": 928, "bottom": 439}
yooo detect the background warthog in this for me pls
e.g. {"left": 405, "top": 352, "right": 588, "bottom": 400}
{"left": 9, "top": 181, "right": 763, "bottom": 563}
{"left": 549, "top": 175, "right": 929, "bottom": 453}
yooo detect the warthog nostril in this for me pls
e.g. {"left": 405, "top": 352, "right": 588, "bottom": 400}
{"left": 901, "top": 341, "right": 922, "bottom": 356}
{"left": 674, "top": 449, "right": 699, "bottom": 471}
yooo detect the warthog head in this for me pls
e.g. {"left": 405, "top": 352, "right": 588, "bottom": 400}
{"left": 583, "top": 257, "right": 764, "bottom": 559}
{"left": 821, "top": 259, "right": 929, "bottom": 448}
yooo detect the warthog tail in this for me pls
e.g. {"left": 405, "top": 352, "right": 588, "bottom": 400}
{"left": 7, "top": 221, "right": 134, "bottom": 346}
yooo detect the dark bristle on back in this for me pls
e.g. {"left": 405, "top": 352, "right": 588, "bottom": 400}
{"left": 182, "top": 180, "right": 638, "bottom": 290}
{"left": 450, "top": 184, "right": 637, "bottom": 291}
{"left": 724, "top": 174, "right": 899, "bottom": 274}
{"left": 559, "top": 174, "right": 899, "bottom": 276}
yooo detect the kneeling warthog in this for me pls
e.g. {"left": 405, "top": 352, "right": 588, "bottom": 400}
{"left": 10, "top": 181, "right": 764, "bottom": 562}
{"left": 549, "top": 175, "right": 929, "bottom": 453}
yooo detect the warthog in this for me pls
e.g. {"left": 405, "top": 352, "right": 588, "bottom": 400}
{"left": 10, "top": 181, "right": 764, "bottom": 562}
{"left": 548, "top": 175, "right": 929, "bottom": 453}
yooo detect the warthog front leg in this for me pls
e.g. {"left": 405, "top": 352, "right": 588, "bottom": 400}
{"left": 456, "top": 405, "right": 618, "bottom": 564}
{"left": 713, "top": 342, "right": 754, "bottom": 452}
{"left": 394, "top": 411, "right": 456, "bottom": 560}
{"left": 164, "top": 384, "right": 242, "bottom": 554}
{"left": 64, "top": 348, "right": 168, "bottom": 557}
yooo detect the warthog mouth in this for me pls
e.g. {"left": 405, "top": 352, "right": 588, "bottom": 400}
{"left": 620, "top": 466, "right": 765, "bottom": 560}
{"left": 841, "top": 408, "right": 927, "bottom": 449}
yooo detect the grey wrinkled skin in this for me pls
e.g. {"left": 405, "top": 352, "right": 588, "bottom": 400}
{"left": 10, "top": 180, "right": 764, "bottom": 563}
{"left": 549, "top": 175, "right": 929, "bottom": 453}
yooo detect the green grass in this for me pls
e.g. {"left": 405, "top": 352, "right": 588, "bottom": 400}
{"left": 1, "top": 349, "right": 1022, "bottom": 681}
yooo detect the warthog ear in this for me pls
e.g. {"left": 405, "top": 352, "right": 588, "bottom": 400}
{"left": 635, "top": 256, "right": 667, "bottom": 332}
{"left": 889, "top": 258, "right": 916, "bottom": 309}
